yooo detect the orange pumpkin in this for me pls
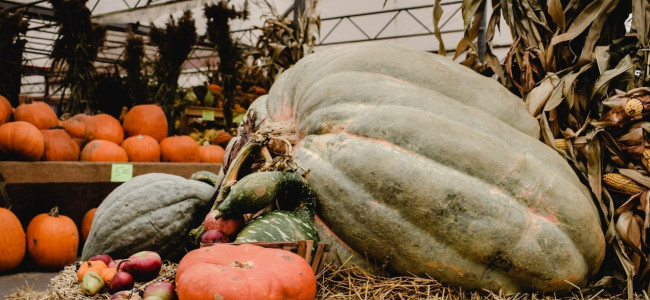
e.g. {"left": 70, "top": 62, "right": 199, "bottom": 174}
{"left": 208, "top": 84, "right": 222, "bottom": 94}
{"left": 120, "top": 135, "right": 161, "bottom": 162}
{"left": 13, "top": 100, "right": 60, "bottom": 130}
{"left": 176, "top": 243, "right": 316, "bottom": 300}
{"left": 85, "top": 114, "right": 124, "bottom": 144}
{"left": 0, "top": 95, "right": 12, "bottom": 126}
{"left": 26, "top": 206, "right": 79, "bottom": 270}
{"left": 0, "top": 208, "right": 26, "bottom": 272}
{"left": 62, "top": 113, "right": 89, "bottom": 140}
{"left": 160, "top": 135, "right": 200, "bottom": 163}
{"left": 199, "top": 145, "right": 225, "bottom": 163}
{"left": 122, "top": 105, "right": 168, "bottom": 142}
{"left": 41, "top": 127, "right": 80, "bottom": 161}
{"left": 80, "top": 140, "right": 129, "bottom": 162}
{"left": 213, "top": 130, "right": 233, "bottom": 148}
{"left": 77, "top": 260, "right": 108, "bottom": 282}
{"left": 81, "top": 208, "right": 97, "bottom": 241}
{"left": 0, "top": 121, "right": 45, "bottom": 161}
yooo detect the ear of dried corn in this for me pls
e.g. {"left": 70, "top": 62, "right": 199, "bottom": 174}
{"left": 603, "top": 173, "right": 647, "bottom": 195}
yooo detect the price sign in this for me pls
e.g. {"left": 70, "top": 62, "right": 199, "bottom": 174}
{"left": 202, "top": 109, "right": 215, "bottom": 121}
{"left": 111, "top": 164, "right": 133, "bottom": 182}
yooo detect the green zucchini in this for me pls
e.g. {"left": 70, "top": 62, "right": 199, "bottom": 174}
{"left": 215, "top": 171, "right": 316, "bottom": 218}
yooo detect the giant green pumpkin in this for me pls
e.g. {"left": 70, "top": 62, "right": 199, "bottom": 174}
{"left": 235, "top": 43, "right": 605, "bottom": 293}
{"left": 81, "top": 173, "right": 214, "bottom": 261}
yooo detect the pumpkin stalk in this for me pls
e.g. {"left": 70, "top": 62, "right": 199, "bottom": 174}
{"left": 48, "top": 206, "right": 60, "bottom": 217}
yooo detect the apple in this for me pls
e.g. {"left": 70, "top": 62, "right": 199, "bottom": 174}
{"left": 121, "top": 251, "right": 162, "bottom": 282}
{"left": 109, "top": 290, "right": 142, "bottom": 300}
{"left": 108, "top": 258, "right": 125, "bottom": 268}
{"left": 110, "top": 262, "right": 135, "bottom": 294}
{"left": 203, "top": 212, "right": 245, "bottom": 237}
{"left": 142, "top": 281, "right": 175, "bottom": 300}
{"left": 201, "top": 229, "right": 230, "bottom": 245}
{"left": 143, "top": 296, "right": 163, "bottom": 300}
{"left": 80, "top": 271, "right": 105, "bottom": 296}
{"left": 88, "top": 254, "right": 114, "bottom": 266}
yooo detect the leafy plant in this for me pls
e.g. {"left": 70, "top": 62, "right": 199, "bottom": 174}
{"left": 451, "top": 0, "right": 650, "bottom": 294}
{"left": 49, "top": 0, "right": 106, "bottom": 115}
{"left": 253, "top": 0, "right": 320, "bottom": 83}
{"left": 122, "top": 29, "right": 149, "bottom": 106}
{"left": 0, "top": 9, "right": 27, "bottom": 107}
{"left": 149, "top": 10, "right": 197, "bottom": 133}
{"left": 204, "top": 0, "right": 249, "bottom": 132}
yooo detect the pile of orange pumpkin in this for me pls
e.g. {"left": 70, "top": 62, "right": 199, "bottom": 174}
{"left": 0, "top": 95, "right": 226, "bottom": 163}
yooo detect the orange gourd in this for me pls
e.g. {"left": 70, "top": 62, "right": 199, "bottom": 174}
{"left": 213, "top": 130, "right": 233, "bottom": 148}
{"left": 85, "top": 114, "right": 124, "bottom": 144}
{"left": 198, "top": 145, "right": 225, "bottom": 163}
{"left": 13, "top": 100, "right": 60, "bottom": 130}
{"left": 80, "top": 140, "right": 129, "bottom": 162}
{"left": 100, "top": 266, "right": 117, "bottom": 285}
{"left": 160, "top": 135, "right": 200, "bottom": 163}
{"left": 81, "top": 208, "right": 97, "bottom": 241}
{"left": 208, "top": 84, "right": 222, "bottom": 94}
{"left": 0, "top": 208, "right": 26, "bottom": 272}
{"left": 0, "top": 121, "right": 45, "bottom": 161}
{"left": 120, "top": 135, "right": 161, "bottom": 162}
{"left": 40, "top": 127, "right": 80, "bottom": 161}
{"left": 0, "top": 95, "right": 12, "bottom": 126}
{"left": 122, "top": 105, "right": 168, "bottom": 142}
{"left": 26, "top": 206, "right": 79, "bottom": 270}
{"left": 176, "top": 243, "right": 316, "bottom": 300}
{"left": 77, "top": 260, "right": 108, "bottom": 281}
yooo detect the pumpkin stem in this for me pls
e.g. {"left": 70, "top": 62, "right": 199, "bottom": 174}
{"left": 48, "top": 206, "right": 60, "bottom": 217}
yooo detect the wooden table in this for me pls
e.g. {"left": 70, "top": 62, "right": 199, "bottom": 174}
{"left": 0, "top": 161, "right": 221, "bottom": 234}
{"left": 179, "top": 106, "right": 246, "bottom": 134}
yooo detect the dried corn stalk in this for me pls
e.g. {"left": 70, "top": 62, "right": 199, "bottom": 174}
{"left": 447, "top": 0, "right": 650, "bottom": 295}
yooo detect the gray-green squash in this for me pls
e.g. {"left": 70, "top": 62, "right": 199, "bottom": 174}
{"left": 81, "top": 173, "right": 214, "bottom": 261}
{"left": 232, "top": 42, "right": 605, "bottom": 293}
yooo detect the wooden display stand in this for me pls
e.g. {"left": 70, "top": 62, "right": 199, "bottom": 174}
{"left": 179, "top": 106, "right": 246, "bottom": 134}
{"left": 0, "top": 161, "right": 221, "bottom": 238}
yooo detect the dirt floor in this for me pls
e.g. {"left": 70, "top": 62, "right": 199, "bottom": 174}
{"left": 1, "top": 262, "right": 58, "bottom": 299}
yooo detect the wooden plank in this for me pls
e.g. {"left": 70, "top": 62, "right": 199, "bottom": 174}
{"left": 0, "top": 161, "right": 222, "bottom": 184}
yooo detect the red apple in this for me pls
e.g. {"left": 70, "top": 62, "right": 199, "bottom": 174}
{"left": 108, "top": 258, "right": 124, "bottom": 268}
{"left": 201, "top": 229, "right": 230, "bottom": 245}
{"left": 110, "top": 261, "right": 135, "bottom": 293}
{"left": 121, "top": 251, "right": 162, "bottom": 282}
{"left": 109, "top": 290, "right": 142, "bottom": 300}
{"left": 142, "top": 281, "right": 175, "bottom": 300}
{"left": 88, "top": 254, "right": 114, "bottom": 266}
{"left": 203, "top": 212, "right": 245, "bottom": 237}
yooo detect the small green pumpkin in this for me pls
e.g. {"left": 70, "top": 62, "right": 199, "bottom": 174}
{"left": 81, "top": 173, "right": 214, "bottom": 261}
